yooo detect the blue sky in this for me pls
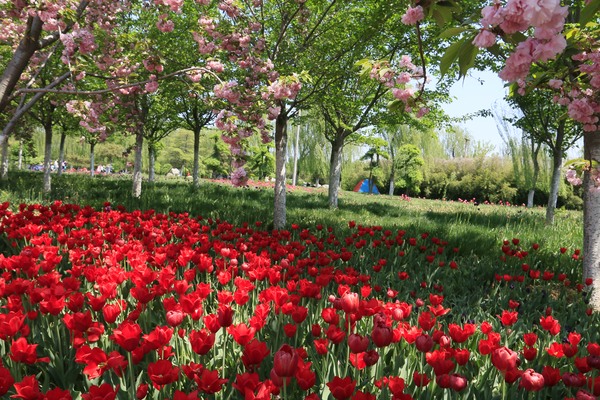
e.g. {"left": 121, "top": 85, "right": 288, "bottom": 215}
{"left": 441, "top": 69, "right": 509, "bottom": 153}
{"left": 441, "top": 70, "right": 584, "bottom": 158}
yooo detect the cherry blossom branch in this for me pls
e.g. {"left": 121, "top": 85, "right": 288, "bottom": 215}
{"left": 15, "top": 67, "right": 222, "bottom": 96}
{"left": 2, "top": 72, "right": 71, "bottom": 138}
{"left": 413, "top": 22, "right": 428, "bottom": 103}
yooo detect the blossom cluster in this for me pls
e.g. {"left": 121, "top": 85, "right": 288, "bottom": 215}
{"left": 0, "top": 201, "right": 595, "bottom": 399}
{"left": 473, "top": 0, "right": 567, "bottom": 82}
{"left": 566, "top": 166, "right": 600, "bottom": 192}
{"left": 365, "top": 56, "right": 428, "bottom": 116}
{"left": 471, "top": 1, "right": 600, "bottom": 132}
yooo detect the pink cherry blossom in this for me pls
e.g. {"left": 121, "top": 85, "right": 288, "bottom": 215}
{"left": 480, "top": 4, "right": 504, "bottom": 27}
{"left": 498, "top": 39, "right": 535, "bottom": 82}
{"left": 401, "top": 6, "right": 425, "bottom": 26}
{"left": 532, "top": 35, "right": 566, "bottom": 62}
{"left": 548, "top": 79, "right": 563, "bottom": 89}
{"left": 472, "top": 30, "right": 497, "bottom": 48}
{"left": 522, "top": 0, "right": 561, "bottom": 26}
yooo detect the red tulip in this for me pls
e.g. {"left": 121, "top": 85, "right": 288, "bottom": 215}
{"left": 295, "top": 361, "right": 316, "bottom": 390}
{"left": 81, "top": 383, "right": 118, "bottom": 400}
{"left": 371, "top": 324, "right": 392, "bottom": 348}
{"left": 241, "top": 339, "right": 270, "bottom": 369}
{"left": 147, "top": 359, "right": 179, "bottom": 387}
{"left": 491, "top": 346, "right": 519, "bottom": 373}
{"left": 520, "top": 369, "right": 545, "bottom": 391}
{"left": 348, "top": 333, "right": 369, "bottom": 354}
{"left": 413, "top": 371, "right": 431, "bottom": 387}
{"left": 12, "top": 376, "right": 42, "bottom": 400}
{"left": 217, "top": 304, "right": 234, "bottom": 328}
{"left": 327, "top": 376, "right": 356, "bottom": 400}
{"left": 0, "top": 365, "right": 14, "bottom": 396}
{"left": 340, "top": 292, "right": 360, "bottom": 314}
{"left": 273, "top": 344, "right": 298, "bottom": 377}
{"left": 415, "top": 334, "right": 434, "bottom": 353}
{"left": 110, "top": 321, "right": 142, "bottom": 352}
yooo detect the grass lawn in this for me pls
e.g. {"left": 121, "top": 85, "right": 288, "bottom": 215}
{"left": 0, "top": 171, "right": 594, "bottom": 399}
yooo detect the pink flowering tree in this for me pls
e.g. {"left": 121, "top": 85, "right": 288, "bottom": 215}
{"left": 313, "top": 0, "right": 451, "bottom": 209}
{"left": 413, "top": 0, "right": 600, "bottom": 309}
{"left": 0, "top": 0, "right": 124, "bottom": 178}
{"left": 214, "top": 0, "right": 434, "bottom": 228}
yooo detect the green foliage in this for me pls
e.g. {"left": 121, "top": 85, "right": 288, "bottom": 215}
{"left": 424, "top": 157, "right": 517, "bottom": 202}
{"left": 394, "top": 144, "right": 424, "bottom": 195}
{"left": 0, "top": 170, "right": 582, "bottom": 262}
{"left": 247, "top": 144, "right": 275, "bottom": 180}
{"left": 204, "top": 133, "right": 231, "bottom": 178}
{"left": 580, "top": 0, "right": 600, "bottom": 26}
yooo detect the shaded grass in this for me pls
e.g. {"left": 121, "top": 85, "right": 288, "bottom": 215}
{"left": 0, "top": 171, "right": 583, "bottom": 267}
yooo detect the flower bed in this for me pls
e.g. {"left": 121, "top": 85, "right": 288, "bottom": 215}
{"left": 0, "top": 201, "right": 597, "bottom": 399}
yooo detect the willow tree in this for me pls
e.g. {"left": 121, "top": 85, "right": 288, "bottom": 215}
{"left": 508, "top": 88, "right": 582, "bottom": 224}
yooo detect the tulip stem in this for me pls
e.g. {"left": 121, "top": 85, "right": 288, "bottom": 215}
{"left": 127, "top": 351, "right": 136, "bottom": 399}
{"left": 344, "top": 314, "right": 351, "bottom": 377}
{"left": 283, "top": 379, "right": 288, "bottom": 399}
{"left": 222, "top": 327, "right": 228, "bottom": 396}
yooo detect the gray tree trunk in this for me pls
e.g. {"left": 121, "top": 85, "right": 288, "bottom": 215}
{"left": 527, "top": 189, "right": 535, "bottom": 208}
{"left": 328, "top": 136, "right": 344, "bottom": 209}
{"left": 0, "top": 1, "right": 88, "bottom": 113}
{"left": 273, "top": 109, "right": 288, "bottom": 230}
{"left": 545, "top": 152, "right": 562, "bottom": 225}
{"left": 132, "top": 131, "right": 144, "bottom": 198}
{"left": 527, "top": 144, "right": 541, "bottom": 208}
{"left": 1, "top": 136, "right": 9, "bottom": 179}
{"left": 292, "top": 121, "right": 300, "bottom": 186}
{"left": 148, "top": 145, "right": 156, "bottom": 183}
{"left": 193, "top": 128, "right": 200, "bottom": 187}
{"left": 389, "top": 169, "right": 396, "bottom": 196}
{"left": 18, "top": 140, "right": 23, "bottom": 170}
{"left": 546, "top": 122, "right": 565, "bottom": 224}
{"left": 57, "top": 132, "right": 66, "bottom": 177}
{"left": 43, "top": 124, "right": 53, "bottom": 193}
{"left": 583, "top": 131, "right": 600, "bottom": 311}
{"left": 89, "top": 142, "right": 96, "bottom": 177}
{"left": 0, "top": 17, "right": 43, "bottom": 113}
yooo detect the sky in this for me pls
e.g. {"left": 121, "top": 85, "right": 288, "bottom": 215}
{"left": 441, "top": 69, "right": 509, "bottom": 154}
{"left": 442, "top": 69, "right": 584, "bottom": 159}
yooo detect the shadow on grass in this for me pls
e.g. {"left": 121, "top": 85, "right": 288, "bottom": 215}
{"left": 0, "top": 171, "right": 581, "bottom": 264}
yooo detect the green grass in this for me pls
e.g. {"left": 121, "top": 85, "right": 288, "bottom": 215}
{"left": 0, "top": 170, "right": 583, "bottom": 266}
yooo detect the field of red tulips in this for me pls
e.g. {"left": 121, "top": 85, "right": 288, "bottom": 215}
{"left": 0, "top": 200, "right": 598, "bottom": 399}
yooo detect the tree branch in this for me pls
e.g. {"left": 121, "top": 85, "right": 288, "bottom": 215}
{"left": 15, "top": 67, "right": 222, "bottom": 96}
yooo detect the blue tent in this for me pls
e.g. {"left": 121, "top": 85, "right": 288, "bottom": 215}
{"left": 353, "top": 179, "right": 380, "bottom": 194}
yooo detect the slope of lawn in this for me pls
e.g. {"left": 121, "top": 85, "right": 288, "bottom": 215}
{"left": 0, "top": 171, "right": 596, "bottom": 399}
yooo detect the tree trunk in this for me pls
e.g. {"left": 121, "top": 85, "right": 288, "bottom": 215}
{"left": 527, "top": 144, "right": 541, "bottom": 208}
{"left": 273, "top": 108, "right": 288, "bottom": 230}
{"left": 0, "top": 134, "right": 8, "bottom": 180}
{"left": 193, "top": 128, "right": 200, "bottom": 187}
{"left": 90, "top": 142, "right": 96, "bottom": 177}
{"left": 57, "top": 132, "right": 66, "bottom": 177}
{"left": 18, "top": 140, "right": 23, "bottom": 170}
{"left": 1, "top": 136, "right": 9, "bottom": 179}
{"left": 545, "top": 151, "right": 562, "bottom": 225}
{"left": 368, "top": 165, "right": 374, "bottom": 194}
{"left": 546, "top": 122, "right": 565, "bottom": 224}
{"left": 527, "top": 189, "right": 535, "bottom": 208}
{"left": 328, "top": 135, "right": 344, "bottom": 209}
{"left": 148, "top": 145, "right": 156, "bottom": 183}
{"left": 43, "top": 124, "right": 53, "bottom": 193}
{"left": 0, "top": 17, "right": 43, "bottom": 114}
{"left": 132, "top": 131, "right": 143, "bottom": 198}
{"left": 292, "top": 120, "right": 300, "bottom": 186}
{"left": 389, "top": 167, "right": 396, "bottom": 196}
{"left": 583, "top": 131, "right": 600, "bottom": 311}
